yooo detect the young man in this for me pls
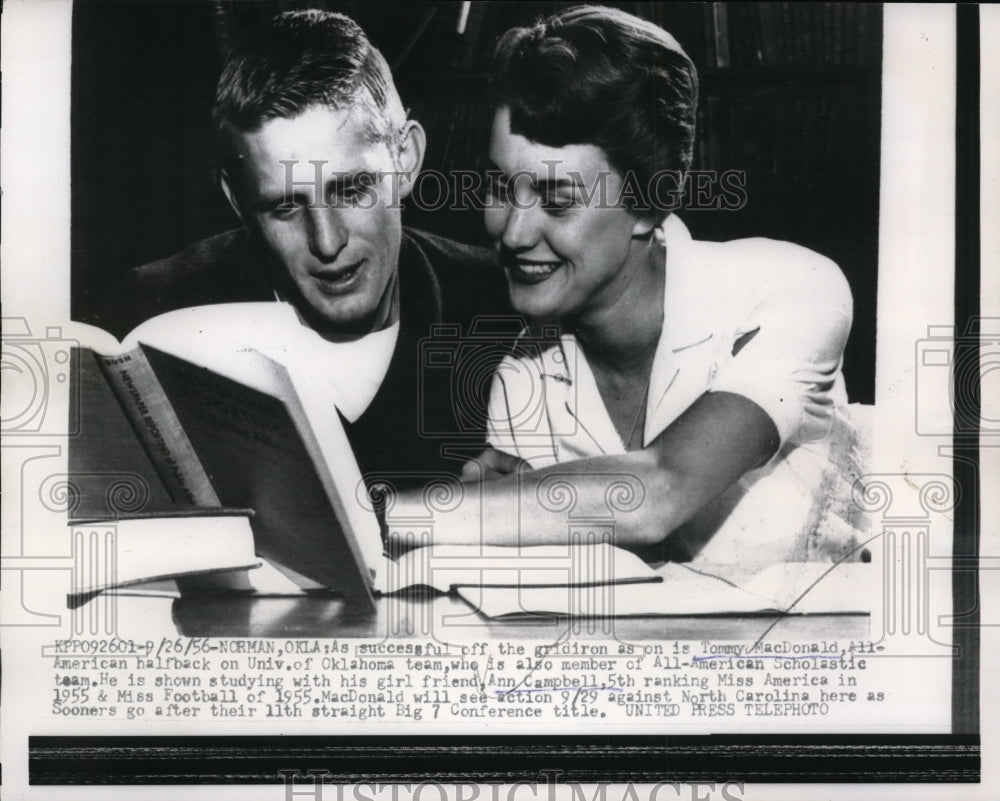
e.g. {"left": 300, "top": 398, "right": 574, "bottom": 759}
{"left": 100, "top": 10, "right": 514, "bottom": 487}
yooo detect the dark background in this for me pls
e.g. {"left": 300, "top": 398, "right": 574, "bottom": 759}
{"left": 71, "top": 1, "right": 881, "bottom": 403}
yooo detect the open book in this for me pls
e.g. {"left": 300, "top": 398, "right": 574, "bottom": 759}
{"left": 72, "top": 306, "right": 392, "bottom": 612}
{"left": 70, "top": 306, "right": 662, "bottom": 613}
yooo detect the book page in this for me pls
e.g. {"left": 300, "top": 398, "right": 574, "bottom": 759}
{"left": 140, "top": 344, "right": 378, "bottom": 605}
{"left": 95, "top": 346, "right": 221, "bottom": 506}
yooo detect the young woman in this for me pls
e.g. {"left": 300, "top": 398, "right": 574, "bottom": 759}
{"left": 393, "top": 5, "right": 855, "bottom": 564}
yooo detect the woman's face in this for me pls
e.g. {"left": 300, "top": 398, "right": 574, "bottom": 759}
{"left": 484, "top": 107, "right": 655, "bottom": 323}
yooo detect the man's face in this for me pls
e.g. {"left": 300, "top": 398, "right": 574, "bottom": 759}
{"left": 228, "top": 105, "right": 405, "bottom": 334}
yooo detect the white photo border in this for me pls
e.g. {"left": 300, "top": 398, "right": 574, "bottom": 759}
{"left": 1, "top": 0, "right": 994, "bottom": 796}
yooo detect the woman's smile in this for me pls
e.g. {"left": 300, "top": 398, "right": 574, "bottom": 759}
{"left": 506, "top": 256, "right": 564, "bottom": 283}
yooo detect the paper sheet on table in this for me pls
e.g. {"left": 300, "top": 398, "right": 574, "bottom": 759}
{"left": 455, "top": 562, "right": 871, "bottom": 619}
{"left": 738, "top": 562, "right": 872, "bottom": 614}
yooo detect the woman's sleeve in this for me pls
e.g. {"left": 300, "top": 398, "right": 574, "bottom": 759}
{"left": 708, "top": 246, "right": 854, "bottom": 446}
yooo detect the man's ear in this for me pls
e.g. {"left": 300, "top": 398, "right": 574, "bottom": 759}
{"left": 219, "top": 169, "right": 245, "bottom": 224}
{"left": 393, "top": 120, "right": 426, "bottom": 201}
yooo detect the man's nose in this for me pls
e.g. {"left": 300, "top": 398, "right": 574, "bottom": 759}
{"left": 307, "top": 206, "right": 348, "bottom": 262}
{"left": 500, "top": 204, "right": 541, "bottom": 251}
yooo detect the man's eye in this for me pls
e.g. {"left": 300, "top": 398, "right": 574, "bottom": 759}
{"left": 270, "top": 202, "right": 301, "bottom": 220}
{"left": 334, "top": 185, "right": 361, "bottom": 203}
{"left": 331, "top": 181, "right": 374, "bottom": 207}
{"left": 541, "top": 196, "right": 576, "bottom": 214}
{"left": 332, "top": 173, "right": 379, "bottom": 206}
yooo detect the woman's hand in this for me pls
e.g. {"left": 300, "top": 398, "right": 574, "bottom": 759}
{"left": 460, "top": 447, "right": 530, "bottom": 481}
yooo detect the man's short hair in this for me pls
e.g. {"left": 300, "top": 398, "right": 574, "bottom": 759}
{"left": 492, "top": 4, "right": 698, "bottom": 220}
{"left": 214, "top": 9, "right": 403, "bottom": 174}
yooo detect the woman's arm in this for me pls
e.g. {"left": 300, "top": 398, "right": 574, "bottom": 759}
{"left": 387, "top": 390, "right": 778, "bottom": 547}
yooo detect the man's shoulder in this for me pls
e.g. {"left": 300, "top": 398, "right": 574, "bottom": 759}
{"left": 97, "top": 229, "right": 275, "bottom": 338}
{"left": 401, "top": 226, "right": 513, "bottom": 321}
{"left": 401, "top": 226, "right": 497, "bottom": 274}
{"left": 125, "top": 229, "right": 257, "bottom": 287}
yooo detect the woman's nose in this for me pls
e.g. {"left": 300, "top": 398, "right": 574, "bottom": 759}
{"left": 500, "top": 203, "right": 541, "bottom": 251}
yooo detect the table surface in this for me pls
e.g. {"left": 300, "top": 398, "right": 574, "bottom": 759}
{"left": 162, "top": 592, "right": 869, "bottom": 641}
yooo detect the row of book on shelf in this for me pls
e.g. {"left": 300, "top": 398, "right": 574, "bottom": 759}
{"left": 704, "top": 2, "right": 880, "bottom": 70}
{"left": 694, "top": 87, "right": 870, "bottom": 181}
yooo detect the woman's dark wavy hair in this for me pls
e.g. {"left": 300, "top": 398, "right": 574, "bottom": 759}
{"left": 492, "top": 5, "right": 698, "bottom": 220}
{"left": 213, "top": 10, "right": 399, "bottom": 173}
